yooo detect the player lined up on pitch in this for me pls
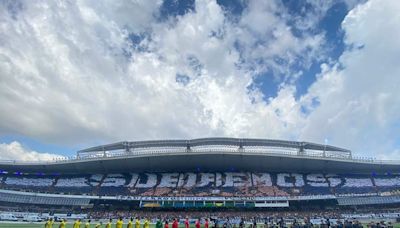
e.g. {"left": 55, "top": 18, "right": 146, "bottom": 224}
{"left": 43, "top": 217, "right": 154, "bottom": 228}
{"left": 43, "top": 217, "right": 209, "bottom": 228}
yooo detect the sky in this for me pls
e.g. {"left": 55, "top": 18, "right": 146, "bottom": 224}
{"left": 0, "top": 0, "right": 399, "bottom": 161}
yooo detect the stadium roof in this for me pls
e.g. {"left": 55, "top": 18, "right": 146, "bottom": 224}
{"left": 0, "top": 137, "right": 399, "bottom": 174}
{"left": 78, "top": 137, "right": 351, "bottom": 153}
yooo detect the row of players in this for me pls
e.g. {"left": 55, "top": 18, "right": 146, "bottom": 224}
{"left": 45, "top": 217, "right": 208, "bottom": 228}
{"left": 44, "top": 217, "right": 392, "bottom": 228}
{"left": 3, "top": 173, "right": 400, "bottom": 188}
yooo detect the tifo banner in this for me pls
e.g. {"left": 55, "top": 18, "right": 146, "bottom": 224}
{"left": 1, "top": 172, "right": 399, "bottom": 198}
{"left": 4, "top": 172, "right": 399, "bottom": 188}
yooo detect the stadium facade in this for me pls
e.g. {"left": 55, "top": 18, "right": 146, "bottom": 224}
{"left": 0, "top": 137, "right": 400, "bottom": 211}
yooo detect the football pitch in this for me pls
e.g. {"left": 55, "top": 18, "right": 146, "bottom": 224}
{"left": 0, "top": 223, "right": 149, "bottom": 228}
{"left": 0, "top": 224, "right": 194, "bottom": 228}
{"left": 0, "top": 224, "right": 189, "bottom": 228}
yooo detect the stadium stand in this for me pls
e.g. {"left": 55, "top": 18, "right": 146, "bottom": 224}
{"left": 0, "top": 138, "right": 399, "bottom": 223}
{"left": 337, "top": 195, "right": 400, "bottom": 206}
{"left": 0, "top": 172, "right": 399, "bottom": 198}
{"left": 0, "top": 190, "right": 90, "bottom": 205}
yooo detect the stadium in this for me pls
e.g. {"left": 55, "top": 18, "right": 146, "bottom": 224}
{"left": 0, "top": 137, "right": 400, "bottom": 227}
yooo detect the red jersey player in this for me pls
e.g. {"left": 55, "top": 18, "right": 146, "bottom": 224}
{"left": 205, "top": 219, "right": 209, "bottom": 228}
{"left": 173, "top": 219, "right": 179, "bottom": 228}
{"left": 185, "top": 218, "right": 189, "bottom": 228}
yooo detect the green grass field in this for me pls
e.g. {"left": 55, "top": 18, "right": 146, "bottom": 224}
{"left": 0, "top": 224, "right": 194, "bottom": 228}
{"left": 0, "top": 224, "right": 190, "bottom": 228}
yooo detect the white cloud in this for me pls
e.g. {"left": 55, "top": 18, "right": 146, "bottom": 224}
{"left": 0, "top": 0, "right": 308, "bottom": 145}
{"left": 299, "top": 0, "right": 400, "bottom": 157}
{"left": 0, "top": 141, "right": 63, "bottom": 161}
{"left": 377, "top": 149, "right": 400, "bottom": 161}
{"left": 81, "top": 0, "right": 162, "bottom": 33}
{"left": 0, "top": 0, "right": 398, "bottom": 160}
{"left": 234, "top": 0, "right": 325, "bottom": 77}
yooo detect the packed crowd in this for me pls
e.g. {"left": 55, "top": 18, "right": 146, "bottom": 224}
{"left": 1, "top": 172, "right": 400, "bottom": 197}
{"left": 87, "top": 209, "right": 395, "bottom": 221}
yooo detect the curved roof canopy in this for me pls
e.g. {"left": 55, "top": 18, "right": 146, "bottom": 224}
{"left": 78, "top": 137, "right": 351, "bottom": 154}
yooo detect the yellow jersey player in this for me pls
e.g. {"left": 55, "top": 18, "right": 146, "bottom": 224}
{"left": 59, "top": 219, "right": 67, "bottom": 228}
{"left": 135, "top": 217, "right": 141, "bottom": 228}
{"left": 144, "top": 218, "right": 150, "bottom": 228}
{"left": 95, "top": 222, "right": 102, "bottom": 228}
{"left": 106, "top": 218, "right": 112, "bottom": 228}
{"left": 116, "top": 217, "right": 124, "bottom": 228}
{"left": 45, "top": 218, "right": 54, "bottom": 228}
{"left": 73, "top": 219, "right": 82, "bottom": 228}
{"left": 127, "top": 218, "right": 134, "bottom": 228}
{"left": 85, "top": 219, "right": 91, "bottom": 228}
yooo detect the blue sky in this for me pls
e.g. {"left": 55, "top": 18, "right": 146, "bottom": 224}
{"left": 0, "top": 0, "right": 399, "bottom": 160}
